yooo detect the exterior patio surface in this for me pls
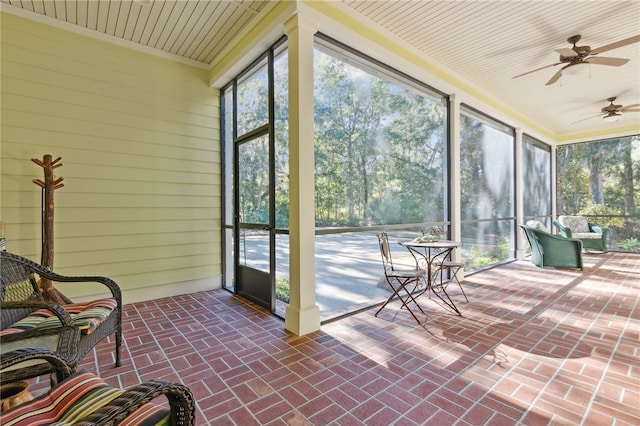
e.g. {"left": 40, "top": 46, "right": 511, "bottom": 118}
{"left": 71, "top": 252, "right": 639, "bottom": 425}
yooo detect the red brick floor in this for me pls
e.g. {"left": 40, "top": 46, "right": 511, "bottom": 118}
{"left": 75, "top": 252, "right": 638, "bottom": 425}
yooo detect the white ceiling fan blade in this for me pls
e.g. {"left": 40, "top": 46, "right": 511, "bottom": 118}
{"left": 545, "top": 69, "right": 563, "bottom": 85}
{"left": 591, "top": 34, "right": 640, "bottom": 55}
{"left": 588, "top": 57, "right": 630, "bottom": 66}
{"left": 620, "top": 108, "right": 640, "bottom": 113}
{"left": 620, "top": 104, "right": 640, "bottom": 111}
{"left": 512, "top": 63, "right": 561, "bottom": 79}
{"left": 571, "top": 114, "right": 602, "bottom": 125}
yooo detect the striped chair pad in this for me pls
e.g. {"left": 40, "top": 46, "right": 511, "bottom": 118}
{"left": 0, "top": 371, "right": 170, "bottom": 426}
{"left": 1, "top": 298, "right": 117, "bottom": 336}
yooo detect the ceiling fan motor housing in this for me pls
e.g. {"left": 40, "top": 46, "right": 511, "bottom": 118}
{"left": 560, "top": 47, "right": 591, "bottom": 63}
{"left": 601, "top": 97, "right": 623, "bottom": 113}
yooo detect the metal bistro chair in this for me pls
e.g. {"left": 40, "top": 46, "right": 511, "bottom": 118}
{"left": 375, "top": 232, "right": 427, "bottom": 323}
{"left": 432, "top": 259, "right": 468, "bottom": 302}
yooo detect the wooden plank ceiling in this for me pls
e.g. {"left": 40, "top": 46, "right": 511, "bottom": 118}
{"left": 2, "top": 0, "right": 639, "bottom": 138}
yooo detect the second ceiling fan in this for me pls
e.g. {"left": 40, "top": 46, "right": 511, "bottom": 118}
{"left": 513, "top": 34, "right": 640, "bottom": 86}
{"left": 572, "top": 97, "right": 640, "bottom": 124}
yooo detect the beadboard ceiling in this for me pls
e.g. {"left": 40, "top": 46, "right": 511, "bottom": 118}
{"left": 2, "top": 0, "right": 639, "bottom": 139}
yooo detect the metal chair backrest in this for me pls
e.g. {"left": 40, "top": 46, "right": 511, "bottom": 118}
{"left": 377, "top": 232, "right": 395, "bottom": 274}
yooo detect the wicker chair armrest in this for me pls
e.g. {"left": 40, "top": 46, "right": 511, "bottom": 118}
{"left": 74, "top": 379, "right": 196, "bottom": 426}
{"left": 35, "top": 270, "right": 122, "bottom": 303}
{"left": 534, "top": 231, "right": 583, "bottom": 247}
{"left": 588, "top": 223, "right": 609, "bottom": 238}
{"left": 552, "top": 220, "right": 572, "bottom": 238}
{"left": 1, "top": 300, "right": 74, "bottom": 328}
{"left": 0, "top": 348, "right": 74, "bottom": 384}
{"left": 1, "top": 252, "right": 121, "bottom": 304}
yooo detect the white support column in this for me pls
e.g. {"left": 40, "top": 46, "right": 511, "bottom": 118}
{"left": 283, "top": 13, "right": 321, "bottom": 335}
{"left": 551, "top": 144, "right": 558, "bottom": 223}
{"left": 515, "top": 128, "right": 525, "bottom": 260}
{"left": 449, "top": 95, "right": 462, "bottom": 273}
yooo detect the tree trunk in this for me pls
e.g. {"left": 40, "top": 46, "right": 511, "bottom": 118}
{"left": 622, "top": 147, "right": 636, "bottom": 215}
{"left": 588, "top": 156, "right": 604, "bottom": 205}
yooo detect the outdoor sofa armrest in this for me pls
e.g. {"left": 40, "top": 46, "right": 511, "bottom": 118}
{"left": 1, "top": 302, "right": 80, "bottom": 384}
{"left": 74, "top": 379, "right": 196, "bottom": 426}
{"left": 1, "top": 347, "right": 74, "bottom": 385}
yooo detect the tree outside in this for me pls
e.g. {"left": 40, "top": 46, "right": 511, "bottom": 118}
{"left": 557, "top": 135, "right": 640, "bottom": 252}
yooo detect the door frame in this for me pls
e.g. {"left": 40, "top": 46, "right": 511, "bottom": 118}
{"left": 234, "top": 124, "right": 275, "bottom": 310}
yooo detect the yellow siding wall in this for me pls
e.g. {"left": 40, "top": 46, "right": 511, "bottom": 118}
{"left": 0, "top": 13, "right": 221, "bottom": 302}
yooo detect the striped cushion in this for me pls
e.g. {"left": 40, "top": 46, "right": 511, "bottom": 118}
{"left": 2, "top": 298, "right": 117, "bottom": 336}
{"left": 0, "top": 371, "right": 170, "bottom": 426}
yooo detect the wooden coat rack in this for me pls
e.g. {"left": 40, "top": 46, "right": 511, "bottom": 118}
{"left": 32, "top": 154, "right": 72, "bottom": 304}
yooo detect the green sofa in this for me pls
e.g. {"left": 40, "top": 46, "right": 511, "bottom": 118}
{"left": 520, "top": 224, "right": 584, "bottom": 270}
{"left": 553, "top": 215, "right": 608, "bottom": 252}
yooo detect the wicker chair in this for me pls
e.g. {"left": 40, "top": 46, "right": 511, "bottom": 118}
{"left": 553, "top": 215, "right": 608, "bottom": 252}
{"left": 0, "top": 251, "right": 122, "bottom": 383}
{"left": 0, "top": 348, "right": 195, "bottom": 425}
{"left": 520, "top": 225, "right": 584, "bottom": 270}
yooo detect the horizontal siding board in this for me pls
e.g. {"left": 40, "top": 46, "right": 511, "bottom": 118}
{"left": 3, "top": 206, "right": 220, "bottom": 223}
{"left": 14, "top": 234, "right": 219, "bottom": 258}
{"left": 53, "top": 193, "right": 218, "bottom": 209}
{"left": 1, "top": 128, "right": 220, "bottom": 161}
{"left": 2, "top": 148, "right": 218, "bottom": 178}
{"left": 1, "top": 13, "right": 222, "bottom": 301}
{"left": 1, "top": 18, "right": 216, "bottom": 101}
{"left": 2, "top": 111, "right": 216, "bottom": 151}
{"left": 2, "top": 97, "right": 217, "bottom": 141}
{"left": 2, "top": 161, "right": 217, "bottom": 189}
{"left": 8, "top": 220, "right": 220, "bottom": 240}
{"left": 3, "top": 82, "right": 216, "bottom": 131}
{"left": 52, "top": 264, "right": 221, "bottom": 300}
{"left": 53, "top": 230, "right": 219, "bottom": 252}
{"left": 2, "top": 60, "right": 219, "bottom": 118}
{"left": 2, "top": 72, "right": 219, "bottom": 129}
{"left": 2, "top": 174, "right": 219, "bottom": 198}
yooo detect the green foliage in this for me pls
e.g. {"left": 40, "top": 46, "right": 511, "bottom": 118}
{"left": 464, "top": 246, "right": 499, "bottom": 270}
{"left": 558, "top": 136, "right": 639, "bottom": 217}
{"left": 313, "top": 49, "right": 447, "bottom": 227}
{"left": 616, "top": 237, "right": 639, "bottom": 252}
{"left": 557, "top": 136, "right": 639, "bottom": 252}
{"left": 275, "top": 278, "right": 290, "bottom": 304}
{"left": 578, "top": 204, "right": 625, "bottom": 227}
{"left": 499, "top": 238, "right": 511, "bottom": 259}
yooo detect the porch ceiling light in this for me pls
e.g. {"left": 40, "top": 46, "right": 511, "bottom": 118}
{"left": 562, "top": 62, "right": 590, "bottom": 77}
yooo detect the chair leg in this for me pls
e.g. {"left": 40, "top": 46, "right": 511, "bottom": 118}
{"left": 438, "top": 263, "right": 468, "bottom": 302}
{"left": 449, "top": 267, "right": 468, "bottom": 302}
{"left": 375, "top": 277, "right": 424, "bottom": 323}
{"left": 115, "top": 326, "right": 122, "bottom": 367}
{"left": 429, "top": 265, "right": 462, "bottom": 316}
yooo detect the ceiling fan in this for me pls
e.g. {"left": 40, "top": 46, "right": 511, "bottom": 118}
{"left": 572, "top": 97, "right": 640, "bottom": 124}
{"left": 513, "top": 34, "right": 640, "bottom": 85}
